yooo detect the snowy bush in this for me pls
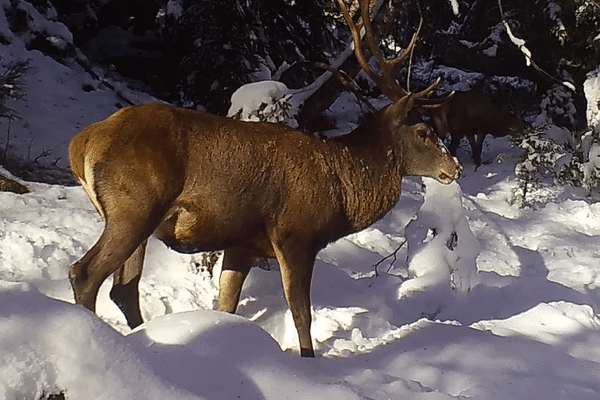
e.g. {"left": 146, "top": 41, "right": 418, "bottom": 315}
{"left": 585, "top": 66, "right": 600, "bottom": 136}
{"left": 514, "top": 127, "right": 600, "bottom": 204}
{"left": 227, "top": 81, "right": 299, "bottom": 127}
{"left": 539, "top": 84, "right": 578, "bottom": 129}
{"left": 0, "top": 59, "right": 29, "bottom": 164}
{"left": 581, "top": 67, "right": 600, "bottom": 195}
{"left": 512, "top": 124, "right": 580, "bottom": 205}
{"left": 512, "top": 76, "right": 600, "bottom": 205}
{"left": 0, "top": 59, "right": 29, "bottom": 121}
{"left": 583, "top": 142, "right": 600, "bottom": 195}
{"left": 3, "top": 0, "right": 73, "bottom": 58}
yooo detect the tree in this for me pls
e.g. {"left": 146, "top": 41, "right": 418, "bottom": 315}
{"left": 157, "top": 0, "right": 341, "bottom": 114}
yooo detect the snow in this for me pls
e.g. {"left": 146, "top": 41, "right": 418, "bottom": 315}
{"left": 502, "top": 21, "right": 532, "bottom": 67}
{"left": 10, "top": 0, "right": 72, "bottom": 45}
{"left": 447, "top": 0, "right": 460, "bottom": 16}
{"left": 227, "top": 80, "right": 298, "bottom": 127}
{"left": 545, "top": 1, "right": 568, "bottom": 45}
{"left": 165, "top": 0, "right": 184, "bottom": 20}
{"left": 584, "top": 66, "right": 600, "bottom": 134}
{"left": 2, "top": 4, "right": 600, "bottom": 400}
{"left": 402, "top": 179, "right": 479, "bottom": 298}
{"left": 1, "top": 0, "right": 156, "bottom": 169}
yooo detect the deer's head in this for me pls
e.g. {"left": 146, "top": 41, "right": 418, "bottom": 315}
{"left": 336, "top": 0, "right": 461, "bottom": 184}
{"left": 377, "top": 94, "right": 461, "bottom": 183}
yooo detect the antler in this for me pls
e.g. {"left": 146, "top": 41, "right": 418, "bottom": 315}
{"left": 336, "top": 0, "right": 441, "bottom": 103}
{"left": 313, "top": 62, "right": 378, "bottom": 113}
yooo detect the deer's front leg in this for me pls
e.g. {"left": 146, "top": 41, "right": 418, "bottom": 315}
{"left": 274, "top": 241, "right": 316, "bottom": 358}
{"left": 471, "top": 131, "right": 487, "bottom": 167}
{"left": 218, "top": 248, "right": 253, "bottom": 313}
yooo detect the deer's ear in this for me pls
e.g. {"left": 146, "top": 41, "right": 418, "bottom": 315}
{"left": 386, "top": 94, "right": 415, "bottom": 126}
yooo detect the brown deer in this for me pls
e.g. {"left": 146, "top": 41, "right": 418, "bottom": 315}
{"left": 430, "top": 91, "right": 524, "bottom": 167}
{"left": 68, "top": 0, "right": 461, "bottom": 357}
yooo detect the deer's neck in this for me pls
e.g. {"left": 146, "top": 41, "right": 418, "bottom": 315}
{"left": 328, "top": 125, "right": 405, "bottom": 232}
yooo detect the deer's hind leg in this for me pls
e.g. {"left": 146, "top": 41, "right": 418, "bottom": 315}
{"left": 69, "top": 219, "right": 158, "bottom": 315}
{"left": 109, "top": 240, "right": 148, "bottom": 328}
{"left": 448, "top": 131, "right": 462, "bottom": 156}
{"left": 70, "top": 144, "right": 185, "bottom": 321}
{"left": 69, "top": 178, "right": 171, "bottom": 318}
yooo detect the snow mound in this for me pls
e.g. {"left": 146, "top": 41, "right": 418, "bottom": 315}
{"left": 0, "top": 285, "right": 198, "bottom": 400}
{"left": 402, "top": 179, "right": 479, "bottom": 298}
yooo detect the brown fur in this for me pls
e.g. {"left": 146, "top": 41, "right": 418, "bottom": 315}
{"left": 430, "top": 91, "right": 525, "bottom": 166}
{"left": 69, "top": 96, "right": 461, "bottom": 357}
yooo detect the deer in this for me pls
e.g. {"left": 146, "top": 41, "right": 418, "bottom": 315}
{"left": 429, "top": 91, "right": 525, "bottom": 167}
{"left": 68, "top": 0, "right": 461, "bottom": 358}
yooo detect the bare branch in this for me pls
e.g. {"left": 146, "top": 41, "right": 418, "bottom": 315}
{"left": 313, "top": 62, "right": 377, "bottom": 113}
{"left": 373, "top": 238, "right": 407, "bottom": 277}
{"left": 497, "top": 0, "right": 573, "bottom": 90}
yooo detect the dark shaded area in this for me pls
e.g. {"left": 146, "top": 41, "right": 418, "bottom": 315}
{"left": 7, "top": 0, "right": 600, "bottom": 127}
{"left": 40, "top": 392, "right": 65, "bottom": 400}
{"left": 0, "top": 174, "right": 29, "bottom": 193}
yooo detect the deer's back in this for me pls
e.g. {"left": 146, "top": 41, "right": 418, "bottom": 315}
{"left": 447, "top": 92, "right": 522, "bottom": 136}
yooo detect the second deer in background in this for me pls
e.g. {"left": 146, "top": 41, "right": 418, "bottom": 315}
{"left": 430, "top": 91, "right": 525, "bottom": 167}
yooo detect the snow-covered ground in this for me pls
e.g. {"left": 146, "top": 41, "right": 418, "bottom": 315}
{"left": 2, "top": 2, "right": 600, "bottom": 399}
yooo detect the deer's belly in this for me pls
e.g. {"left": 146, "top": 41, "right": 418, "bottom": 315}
{"left": 158, "top": 238, "right": 221, "bottom": 254}
{"left": 153, "top": 206, "right": 274, "bottom": 256}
